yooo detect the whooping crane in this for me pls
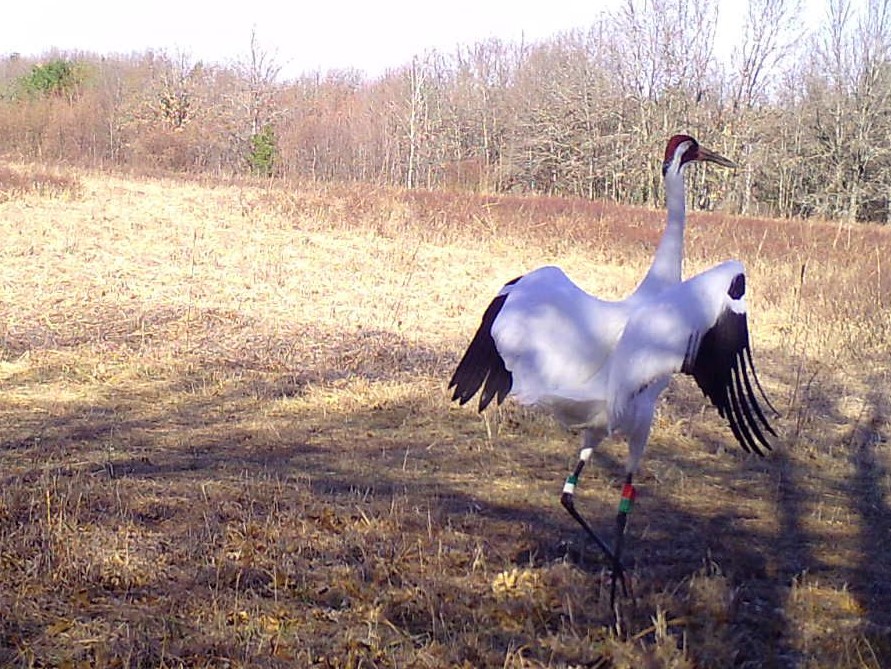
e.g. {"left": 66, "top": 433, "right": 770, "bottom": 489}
{"left": 448, "top": 134, "right": 778, "bottom": 606}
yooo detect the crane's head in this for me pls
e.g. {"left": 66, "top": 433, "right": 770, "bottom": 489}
{"left": 662, "top": 134, "right": 736, "bottom": 177}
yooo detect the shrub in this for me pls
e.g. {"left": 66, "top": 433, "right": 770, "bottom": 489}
{"left": 17, "top": 59, "right": 83, "bottom": 100}
{"left": 248, "top": 124, "right": 277, "bottom": 177}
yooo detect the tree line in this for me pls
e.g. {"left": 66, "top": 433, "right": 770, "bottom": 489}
{"left": 1, "top": 0, "right": 889, "bottom": 223}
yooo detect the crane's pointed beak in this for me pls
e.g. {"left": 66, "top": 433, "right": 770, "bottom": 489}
{"left": 696, "top": 146, "right": 737, "bottom": 168}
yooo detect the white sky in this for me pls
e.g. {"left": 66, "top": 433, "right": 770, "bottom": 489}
{"left": 2, "top": 0, "right": 832, "bottom": 81}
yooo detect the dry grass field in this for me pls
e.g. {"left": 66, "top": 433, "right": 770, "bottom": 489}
{"left": 0, "top": 161, "right": 889, "bottom": 668}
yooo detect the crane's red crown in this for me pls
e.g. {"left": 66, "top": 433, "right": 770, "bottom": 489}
{"left": 664, "top": 134, "right": 698, "bottom": 165}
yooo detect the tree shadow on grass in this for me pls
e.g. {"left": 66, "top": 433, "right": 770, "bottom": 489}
{"left": 848, "top": 374, "right": 891, "bottom": 636}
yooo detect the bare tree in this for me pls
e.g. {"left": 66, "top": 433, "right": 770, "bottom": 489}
{"left": 804, "top": 0, "right": 891, "bottom": 221}
{"left": 237, "top": 28, "right": 282, "bottom": 138}
{"left": 729, "top": 0, "right": 803, "bottom": 111}
{"left": 724, "top": 0, "right": 803, "bottom": 214}
{"left": 405, "top": 56, "right": 427, "bottom": 189}
{"left": 605, "top": 0, "right": 722, "bottom": 206}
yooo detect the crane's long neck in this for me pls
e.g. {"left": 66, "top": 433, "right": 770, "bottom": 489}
{"left": 638, "top": 166, "right": 687, "bottom": 293}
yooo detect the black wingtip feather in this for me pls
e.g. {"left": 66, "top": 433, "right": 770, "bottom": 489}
{"left": 739, "top": 348, "right": 778, "bottom": 438}
{"left": 745, "top": 345, "right": 781, "bottom": 419}
{"left": 734, "top": 357, "right": 773, "bottom": 453}
{"left": 450, "top": 293, "right": 513, "bottom": 412}
{"left": 725, "top": 365, "right": 754, "bottom": 454}
{"left": 687, "top": 308, "right": 778, "bottom": 457}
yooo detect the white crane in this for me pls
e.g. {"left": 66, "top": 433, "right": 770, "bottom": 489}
{"left": 448, "top": 134, "right": 778, "bottom": 605}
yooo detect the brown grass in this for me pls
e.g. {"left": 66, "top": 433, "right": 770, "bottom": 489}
{"left": 0, "top": 161, "right": 889, "bottom": 667}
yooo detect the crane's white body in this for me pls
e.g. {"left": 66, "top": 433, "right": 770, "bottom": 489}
{"left": 491, "top": 258, "right": 749, "bottom": 470}
{"left": 450, "top": 135, "right": 775, "bottom": 475}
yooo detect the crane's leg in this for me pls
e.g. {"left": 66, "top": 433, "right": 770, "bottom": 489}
{"left": 610, "top": 472, "right": 635, "bottom": 607}
{"left": 607, "top": 414, "right": 652, "bottom": 606}
{"left": 560, "top": 429, "right": 627, "bottom": 598}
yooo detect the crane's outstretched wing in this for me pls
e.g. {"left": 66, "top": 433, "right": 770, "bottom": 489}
{"left": 608, "top": 260, "right": 778, "bottom": 455}
{"left": 683, "top": 279, "right": 779, "bottom": 456}
{"left": 448, "top": 290, "right": 514, "bottom": 411}
{"left": 449, "top": 266, "right": 628, "bottom": 413}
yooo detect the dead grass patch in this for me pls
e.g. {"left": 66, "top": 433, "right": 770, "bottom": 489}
{"left": 0, "top": 163, "right": 82, "bottom": 201}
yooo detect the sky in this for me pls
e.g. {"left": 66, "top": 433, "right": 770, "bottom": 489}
{"left": 3, "top": 0, "right": 832, "bottom": 81}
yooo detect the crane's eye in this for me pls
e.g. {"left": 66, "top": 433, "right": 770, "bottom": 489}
{"left": 681, "top": 143, "right": 699, "bottom": 165}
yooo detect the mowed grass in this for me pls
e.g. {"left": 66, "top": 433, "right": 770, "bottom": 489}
{"left": 0, "top": 162, "right": 889, "bottom": 667}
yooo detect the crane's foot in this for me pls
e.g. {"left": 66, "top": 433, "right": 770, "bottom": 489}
{"left": 560, "top": 490, "right": 631, "bottom": 606}
{"left": 609, "top": 557, "right": 629, "bottom": 609}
